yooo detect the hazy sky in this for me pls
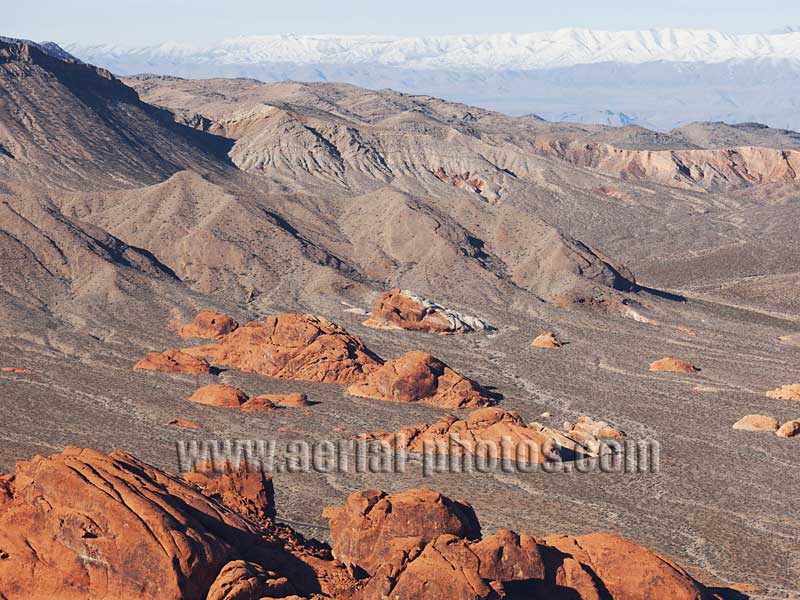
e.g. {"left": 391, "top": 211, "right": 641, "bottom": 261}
{"left": 5, "top": 0, "right": 800, "bottom": 45}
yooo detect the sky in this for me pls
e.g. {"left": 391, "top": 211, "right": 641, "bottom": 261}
{"left": 4, "top": 0, "right": 800, "bottom": 46}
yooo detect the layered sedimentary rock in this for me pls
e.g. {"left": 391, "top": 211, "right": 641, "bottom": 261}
{"left": 346, "top": 351, "right": 494, "bottom": 408}
{"left": 363, "top": 289, "right": 491, "bottom": 334}
{"left": 133, "top": 348, "right": 212, "bottom": 375}
{"left": 766, "top": 384, "right": 800, "bottom": 401}
{"left": 648, "top": 357, "right": 698, "bottom": 373}
{"left": 325, "top": 488, "right": 710, "bottom": 600}
{"left": 179, "top": 311, "right": 240, "bottom": 339}
{"left": 184, "top": 313, "right": 381, "bottom": 385}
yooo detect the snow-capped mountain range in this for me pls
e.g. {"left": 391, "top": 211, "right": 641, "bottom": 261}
{"left": 62, "top": 29, "right": 800, "bottom": 131}
{"left": 67, "top": 29, "right": 800, "bottom": 70}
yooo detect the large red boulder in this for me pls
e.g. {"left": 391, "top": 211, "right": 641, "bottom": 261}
{"left": 133, "top": 348, "right": 212, "bottom": 375}
{"left": 188, "top": 383, "right": 248, "bottom": 407}
{"left": 178, "top": 311, "right": 240, "bottom": 339}
{"left": 183, "top": 313, "right": 381, "bottom": 385}
{"left": 323, "top": 488, "right": 480, "bottom": 577}
{"left": 543, "top": 532, "right": 708, "bottom": 600}
{"left": 346, "top": 351, "right": 494, "bottom": 408}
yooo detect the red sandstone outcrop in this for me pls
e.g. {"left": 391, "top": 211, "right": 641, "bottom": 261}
{"left": 323, "top": 488, "right": 481, "bottom": 577}
{"left": 182, "top": 462, "right": 276, "bottom": 522}
{"left": 766, "top": 384, "right": 800, "bottom": 401}
{"left": 254, "top": 392, "right": 310, "bottom": 407}
{"left": 543, "top": 532, "right": 709, "bottom": 600}
{"left": 365, "top": 408, "right": 559, "bottom": 463}
{"left": 346, "top": 351, "right": 494, "bottom": 408}
{"left": 325, "top": 488, "right": 710, "bottom": 600}
{"left": 167, "top": 418, "right": 203, "bottom": 429}
{"left": 649, "top": 357, "right": 698, "bottom": 373}
{"left": 205, "top": 560, "right": 294, "bottom": 600}
{"left": 0, "top": 367, "right": 35, "bottom": 374}
{"left": 188, "top": 383, "right": 248, "bottom": 407}
{"left": 179, "top": 311, "right": 240, "bottom": 339}
{"left": 733, "top": 414, "right": 780, "bottom": 432}
{"left": 241, "top": 395, "right": 279, "bottom": 412}
{"left": 0, "top": 447, "right": 354, "bottom": 599}
{"left": 0, "top": 447, "right": 721, "bottom": 599}
{"left": 184, "top": 313, "right": 381, "bottom": 385}
{"left": 531, "top": 331, "right": 563, "bottom": 348}
{"left": 186, "top": 385, "right": 307, "bottom": 413}
{"left": 776, "top": 419, "right": 800, "bottom": 438}
{"left": 363, "top": 289, "right": 491, "bottom": 334}
{"left": 364, "top": 409, "right": 624, "bottom": 463}
{"left": 134, "top": 348, "right": 212, "bottom": 375}
{"left": 563, "top": 415, "right": 626, "bottom": 443}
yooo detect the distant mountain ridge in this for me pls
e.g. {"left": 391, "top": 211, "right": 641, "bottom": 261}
{"left": 66, "top": 29, "right": 800, "bottom": 70}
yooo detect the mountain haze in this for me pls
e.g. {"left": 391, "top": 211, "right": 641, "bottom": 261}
{"left": 66, "top": 28, "right": 800, "bottom": 130}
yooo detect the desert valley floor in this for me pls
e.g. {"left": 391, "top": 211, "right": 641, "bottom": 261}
{"left": 0, "top": 38, "right": 799, "bottom": 599}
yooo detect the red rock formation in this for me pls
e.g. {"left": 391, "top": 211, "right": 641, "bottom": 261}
{"left": 346, "top": 351, "right": 494, "bottom": 408}
{"left": 433, "top": 166, "right": 487, "bottom": 196}
{"left": 776, "top": 419, "right": 800, "bottom": 438}
{"left": 326, "top": 488, "right": 710, "bottom": 600}
{"left": 0, "top": 367, "right": 35, "bottom": 374}
{"left": 364, "top": 409, "right": 624, "bottom": 463}
{"left": 563, "top": 415, "right": 626, "bottom": 443}
{"left": 134, "top": 348, "right": 212, "bottom": 375}
{"left": 184, "top": 313, "right": 381, "bottom": 385}
{"left": 733, "top": 414, "right": 780, "bottom": 432}
{"left": 167, "top": 418, "right": 203, "bottom": 429}
{"left": 649, "top": 357, "right": 698, "bottom": 373}
{"left": 531, "top": 331, "right": 563, "bottom": 348}
{"left": 182, "top": 462, "right": 276, "bottom": 522}
{"left": 766, "top": 384, "right": 800, "bottom": 401}
{"left": 323, "top": 488, "right": 481, "bottom": 577}
{"left": 0, "top": 447, "right": 354, "bottom": 599}
{"left": 363, "top": 289, "right": 490, "bottom": 334}
{"left": 205, "top": 560, "right": 294, "bottom": 600}
{"left": 241, "top": 395, "right": 279, "bottom": 412}
{"left": 178, "top": 311, "right": 240, "bottom": 339}
{"left": 0, "top": 448, "right": 718, "bottom": 599}
{"left": 188, "top": 383, "right": 247, "bottom": 407}
{"left": 543, "top": 532, "right": 708, "bottom": 600}
{"left": 254, "top": 392, "right": 310, "bottom": 407}
{"left": 364, "top": 408, "right": 560, "bottom": 463}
